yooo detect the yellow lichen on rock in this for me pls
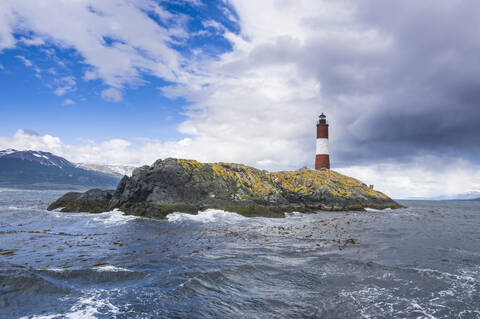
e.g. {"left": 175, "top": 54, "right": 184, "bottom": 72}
{"left": 170, "top": 158, "right": 391, "bottom": 204}
{"left": 178, "top": 159, "right": 204, "bottom": 171}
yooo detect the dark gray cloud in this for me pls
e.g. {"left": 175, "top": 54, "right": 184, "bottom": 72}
{"left": 295, "top": 0, "right": 480, "bottom": 166}
{"left": 216, "top": 0, "right": 480, "bottom": 168}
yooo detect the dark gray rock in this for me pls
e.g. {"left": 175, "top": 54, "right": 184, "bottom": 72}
{"left": 47, "top": 189, "right": 114, "bottom": 213}
{"left": 48, "top": 158, "right": 403, "bottom": 218}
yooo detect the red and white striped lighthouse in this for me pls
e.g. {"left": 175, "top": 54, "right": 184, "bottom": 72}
{"left": 315, "top": 113, "right": 330, "bottom": 170}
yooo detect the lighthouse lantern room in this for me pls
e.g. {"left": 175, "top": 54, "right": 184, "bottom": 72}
{"left": 315, "top": 113, "right": 330, "bottom": 170}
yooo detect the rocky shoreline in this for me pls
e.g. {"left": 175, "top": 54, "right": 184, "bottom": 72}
{"left": 48, "top": 158, "right": 402, "bottom": 218}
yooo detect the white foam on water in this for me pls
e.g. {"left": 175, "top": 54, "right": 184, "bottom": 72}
{"left": 284, "top": 211, "right": 304, "bottom": 218}
{"left": 407, "top": 266, "right": 479, "bottom": 311}
{"left": 365, "top": 207, "right": 392, "bottom": 212}
{"left": 408, "top": 302, "right": 437, "bottom": 319}
{"left": 22, "top": 290, "right": 120, "bottom": 319}
{"left": 7, "top": 206, "right": 23, "bottom": 210}
{"left": 94, "top": 265, "right": 132, "bottom": 272}
{"left": 167, "top": 208, "right": 246, "bottom": 224}
{"left": 90, "top": 209, "right": 139, "bottom": 226}
{"left": 409, "top": 267, "right": 476, "bottom": 282}
{"left": 47, "top": 209, "right": 104, "bottom": 219}
{"left": 339, "top": 286, "right": 396, "bottom": 318}
{"left": 45, "top": 268, "right": 67, "bottom": 272}
{"left": 340, "top": 286, "right": 443, "bottom": 319}
{"left": 45, "top": 209, "right": 139, "bottom": 230}
{"left": 5, "top": 205, "right": 43, "bottom": 211}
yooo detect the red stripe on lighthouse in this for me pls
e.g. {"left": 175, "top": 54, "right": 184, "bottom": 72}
{"left": 315, "top": 113, "right": 330, "bottom": 170}
{"left": 315, "top": 154, "right": 330, "bottom": 170}
{"left": 317, "top": 124, "right": 328, "bottom": 139}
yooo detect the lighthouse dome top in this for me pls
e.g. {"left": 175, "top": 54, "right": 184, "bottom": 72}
{"left": 318, "top": 113, "right": 327, "bottom": 124}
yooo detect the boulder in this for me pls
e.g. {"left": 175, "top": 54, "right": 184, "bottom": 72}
{"left": 47, "top": 189, "right": 115, "bottom": 213}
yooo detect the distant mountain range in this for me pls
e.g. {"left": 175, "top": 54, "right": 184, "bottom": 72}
{"left": 406, "top": 191, "right": 480, "bottom": 201}
{"left": 0, "top": 149, "right": 125, "bottom": 190}
{"left": 435, "top": 192, "right": 480, "bottom": 200}
{"left": 75, "top": 163, "right": 135, "bottom": 178}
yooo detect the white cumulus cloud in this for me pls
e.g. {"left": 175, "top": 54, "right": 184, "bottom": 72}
{"left": 0, "top": 0, "right": 194, "bottom": 89}
{"left": 101, "top": 88, "right": 123, "bottom": 102}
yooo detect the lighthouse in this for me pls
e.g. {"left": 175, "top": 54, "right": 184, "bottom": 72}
{"left": 315, "top": 113, "right": 330, "bottom": 170}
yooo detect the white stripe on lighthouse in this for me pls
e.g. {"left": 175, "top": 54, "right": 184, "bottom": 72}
{"left": 316, "top": 138, "right": 329, "bottom": 155}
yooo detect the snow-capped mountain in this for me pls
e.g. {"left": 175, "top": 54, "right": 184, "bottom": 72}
{"left": 0, "top": 149, "right": 121, "bottom": 189}
{"left": 75, "top": 163, "right": 136, "bottom": 177}
{"left": 0, "top": 149, "right": 74, "bottom": 168}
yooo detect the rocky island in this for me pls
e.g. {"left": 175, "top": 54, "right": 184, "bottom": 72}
{"left": 48, "top": 158, "right": 402, "bottom": 218}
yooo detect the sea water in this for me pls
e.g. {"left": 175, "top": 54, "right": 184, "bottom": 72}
{"left": 0, "top": 189, "right": 479, "bottom": 318}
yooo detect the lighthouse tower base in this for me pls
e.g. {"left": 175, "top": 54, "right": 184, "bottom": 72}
{"left": 315, "top": 154, "right": 330, "bottom": 170}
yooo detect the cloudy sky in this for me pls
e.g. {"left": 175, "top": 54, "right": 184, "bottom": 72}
{"left": 0, "top": 0, "right": 479, "bottom": 198}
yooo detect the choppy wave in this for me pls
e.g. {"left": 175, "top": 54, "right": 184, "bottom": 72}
{"left": 167, "top": 209, "right": 246, "bottom": 224}
{"left": 94, "top": 265, "right": 132, "bottom": 272}
{"left": 0, "top": 268, "right": 70, "bottom": 295}
{"left": 45, "top": 209, "right": 139, "bottom": 226}
{"left": 20, "top": 291, "right": 120, "bottom": 319}
{"left": 90, "top": 209, "right": 139, "bottom": 226}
